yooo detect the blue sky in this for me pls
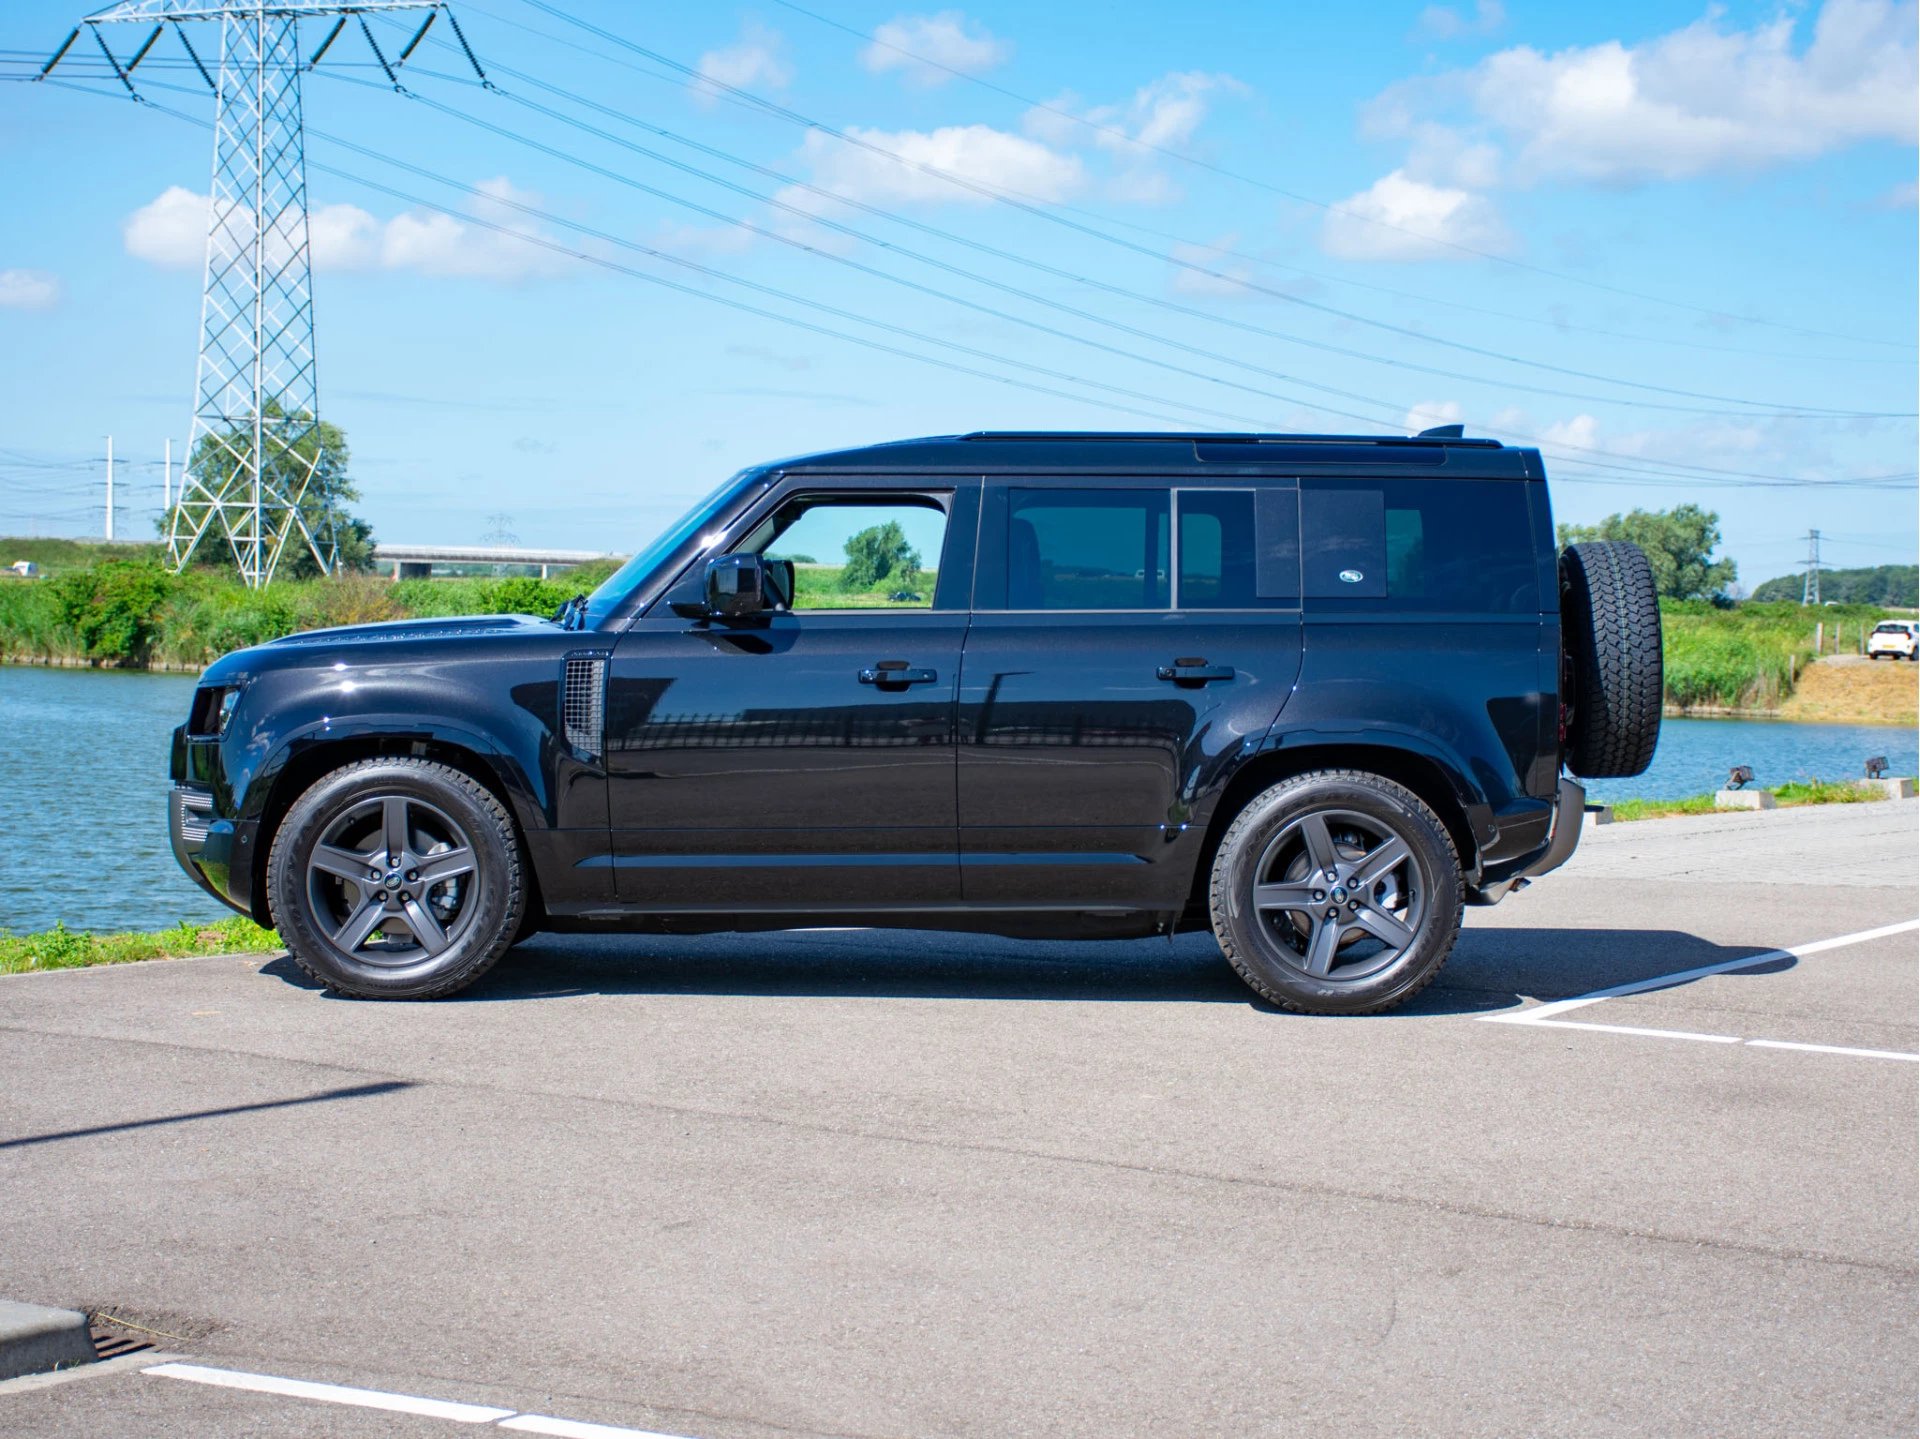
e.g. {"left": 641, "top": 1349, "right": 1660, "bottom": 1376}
{"left": 0, "top": 0, "right": 1914, "bottom": 592}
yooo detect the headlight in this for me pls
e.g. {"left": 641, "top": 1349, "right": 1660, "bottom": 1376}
{"left": 189, "top": 685, "right": 242, "bottom": 738}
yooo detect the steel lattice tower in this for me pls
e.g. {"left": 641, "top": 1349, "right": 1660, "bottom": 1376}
{"left": 48, "top": 1, "right": 443, "bottom": 586}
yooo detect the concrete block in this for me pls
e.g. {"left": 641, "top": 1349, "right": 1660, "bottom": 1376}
{"left": 1584, "top": 805, "right": 1614, "bottom": 825}
{"left": 1866, "top": 776, "right": 1916, "bottom": 799}
{"left": 0, "top": 1302, "right": 94, "bottom": 1381}
{"left": 1715, "top": 788, "right": 1776, "bottom": 810}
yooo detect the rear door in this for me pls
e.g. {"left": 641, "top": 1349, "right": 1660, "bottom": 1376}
{"left": 957, "top": 477, "right": 1303, "bottom": 910}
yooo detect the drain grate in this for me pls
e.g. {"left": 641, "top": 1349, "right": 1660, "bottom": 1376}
{"left": 89, "top": 1321, "right": 154, "bottom": 1360}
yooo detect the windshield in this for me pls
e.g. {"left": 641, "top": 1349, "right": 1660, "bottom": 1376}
{"left": 581, "top": 472, "right": 751, "bottom": 627}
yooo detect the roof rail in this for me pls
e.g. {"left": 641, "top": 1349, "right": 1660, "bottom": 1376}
{"left": 958, "top": 429, "right": 1502, "bottom": 448}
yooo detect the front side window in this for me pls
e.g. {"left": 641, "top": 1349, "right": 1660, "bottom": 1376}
{"left": 738, "top": 494, "right": 949, "bottom": 610}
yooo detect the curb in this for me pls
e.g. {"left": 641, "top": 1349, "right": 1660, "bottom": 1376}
{"left": 0, "top": 1302, "right": 95, "bottom": 1381}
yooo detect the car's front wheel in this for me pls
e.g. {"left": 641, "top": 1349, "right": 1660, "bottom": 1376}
{"left": 267, "top": 757, "right": 524, "bottom": 999}
{"left": 1209, "top": 770, "right": 1463, "bottom": 1015}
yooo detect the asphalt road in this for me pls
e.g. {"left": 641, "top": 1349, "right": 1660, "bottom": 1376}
{"left": 2, "top": 802, "right": 1915, "bottom": 1438}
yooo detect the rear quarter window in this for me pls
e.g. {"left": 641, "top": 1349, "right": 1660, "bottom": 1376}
{"left": 1302, "top": 477, "right": 1538, "bottom": 613}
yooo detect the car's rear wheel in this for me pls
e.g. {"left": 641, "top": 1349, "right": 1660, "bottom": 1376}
{"left": 1209, "top": 770, "right": 1463, "bottom": 1015}
{"left": 267, "top": 758, "right": 524, "bottom": 999}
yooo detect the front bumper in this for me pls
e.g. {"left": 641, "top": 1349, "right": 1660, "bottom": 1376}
{"left": 168, "top": 782, "right": 253, "bottom": 919}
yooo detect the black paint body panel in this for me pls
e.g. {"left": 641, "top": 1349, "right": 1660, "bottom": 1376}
{"left": 166, "top": 431, "right": 1567, "bottom": 938}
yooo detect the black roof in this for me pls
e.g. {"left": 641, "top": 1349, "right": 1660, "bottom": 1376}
{"left": 770, "top": 430, "right": 1540, "bottom": 478}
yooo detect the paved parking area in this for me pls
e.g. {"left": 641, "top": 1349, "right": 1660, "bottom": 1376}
{"left": 1, "top": 802, "right": 1914, "bottom": 1438}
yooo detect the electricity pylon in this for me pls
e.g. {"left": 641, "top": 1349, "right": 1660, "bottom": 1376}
{"left": 42, "top": 1, "right": 460, "bottom": 586}
{"left": 1801, "top": 529, "right": 1823, "bottom": 606}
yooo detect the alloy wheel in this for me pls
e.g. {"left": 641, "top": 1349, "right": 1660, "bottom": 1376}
{"left": 1249, "top": 807, "right": 1427, "bottom": 983}
{"left": 304, "top": 793, "right": 483, "bottom": 966}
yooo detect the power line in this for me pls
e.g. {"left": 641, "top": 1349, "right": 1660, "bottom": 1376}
{"left": 35, "top": 73, "right": 1916, "bottom": 493}
{"left": 354, "top": 52, "right": 1903, "bottom": 425}
{"left": 760, "top": 0, "right": 1918, "bottom": 354}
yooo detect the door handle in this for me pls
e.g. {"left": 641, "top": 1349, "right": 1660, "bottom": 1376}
{"left": 1157, "top": 658, "right": 1235, "bottom": 685}
{"left": 860, "top": 663, "right": 939, "bottom": 687}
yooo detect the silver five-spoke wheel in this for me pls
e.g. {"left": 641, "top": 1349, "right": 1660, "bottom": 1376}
{"left": 1251, "top": 808, "right": 1426, "bottom": 983}
{"left": 305, "top": 794, "right": 483, "bottom": 963}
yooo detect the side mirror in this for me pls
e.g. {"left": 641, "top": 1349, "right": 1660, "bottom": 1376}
{"left": 705, "top": 553, "right": 769, "bottom": 621}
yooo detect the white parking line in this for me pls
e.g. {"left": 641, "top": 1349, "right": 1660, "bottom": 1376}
{"left": 1479, "top": 918, "right": 1920, "bottom": 1062}
{"left": 144, "top": 1363, "right": 514, "bottom": 1422}
{"left": 143, "top": 1362, "right": 697, "bottom": 1436}
{"left": 501, "top": 1416, "right": 692, "bottom": 1438}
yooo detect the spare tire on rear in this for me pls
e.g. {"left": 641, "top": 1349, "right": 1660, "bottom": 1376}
{"left": 1560, "top": 541, "right": 1662, "bottom": 779}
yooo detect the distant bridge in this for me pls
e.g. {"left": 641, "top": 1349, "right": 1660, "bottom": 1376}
{"left": 373, "top": 544, "right": 622, "bottom": 580}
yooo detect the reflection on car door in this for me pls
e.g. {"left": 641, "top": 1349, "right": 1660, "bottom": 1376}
{"left": 602, "top": 482, "right": 977, "bottom": 912}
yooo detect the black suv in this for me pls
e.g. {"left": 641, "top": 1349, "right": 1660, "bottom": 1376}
{"left": 169, "top": 430, "right": 1662, "bottom": 1013}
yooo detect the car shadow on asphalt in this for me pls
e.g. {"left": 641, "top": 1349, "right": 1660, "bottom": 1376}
{"left": 262, "top": 926, "right": 1792, "bottom": 1017}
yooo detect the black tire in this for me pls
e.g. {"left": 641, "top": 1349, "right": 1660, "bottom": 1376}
{"left": 1209, "top": 770, "right": 1463, "bottom": 1015}
{"left": 1560, "top": 541, "right": 1663, "bottom": 779}
{"left": 266, "top": 758, "right": 524, "bottom": 999}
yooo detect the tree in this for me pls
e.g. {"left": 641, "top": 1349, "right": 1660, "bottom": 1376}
{"left": 841, "top": 521, "right": 920, "bottom": 591}
{"left": 158, "top": 402, "right": 375, "bottom": 579}
{"left": 1750, "top": 564, "right": 1918, "bottom": 607}
{"left": 1557, "top": 504, "right": 1736, "bottom": 601}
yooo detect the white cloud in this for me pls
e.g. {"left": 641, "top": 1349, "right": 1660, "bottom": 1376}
{"left": 797, "top": 124, "right": 1086, "bottom": 206}
{"left": 1405, "top": 399, "right": 1463, "bottom": 432}
{"left": 0, "top": 268, "right": 63, "bottom": 310}
{"left": 692, "top": 21, "right": 792, "bottom": 106}
{"left": 1412, "top": 0, "right": 1505, "bottom": 42}
{"left": 1375, "top": 0, "right": 1918, "bottom": 186}
{"left": 1026, "top": 71, "right": 1246, "bottom": 203}
{"left": 1320, "top": 169, "right": 1511, "bottom": 261}
{"left": 861, "top": 11, "right": 1010, "bottom": 87}
{"left": 123, "top": 185, "right": 206, "bottom": 267}
{"left": 1877, "top": 178, "right": 1919, "bottom": 207}
{"left": 123, "top": 178, "right": 570, "bottom": 283}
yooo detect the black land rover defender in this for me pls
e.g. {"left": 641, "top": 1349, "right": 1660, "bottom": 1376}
{"left": 168, "top": 430, "right": 1662, "bottom": 1013}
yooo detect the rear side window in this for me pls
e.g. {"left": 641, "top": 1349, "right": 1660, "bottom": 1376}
{"left": 998, "top": 485, "right": 1300, "bottom": 610}
{"left": 1007, "top": 489, "right": 1169, "bottom": 609}
{"left": 1302, "top": 478, "right": 1538, "bottom": 613}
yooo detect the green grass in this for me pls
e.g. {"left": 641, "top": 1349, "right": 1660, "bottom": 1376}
{"left": 1609, "top": 778, "right": 1899, "bottom": 822}
{"left": 0, "top": 916, "right": 279, "bottom": 975}
{"left": 1661, "top": 600, "right": 1891, "bottom": 711}
{"left": 0, "top": 536, "right": 164, "bottom": 575}
{"left": 0, "top": 547, "right": 625, "bottom": 669}
{"left": 788, "top": 563, "right": 937, "bottom": 610}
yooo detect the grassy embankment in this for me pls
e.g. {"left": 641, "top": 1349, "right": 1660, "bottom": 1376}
{"left": 0, "top": 548, "right": 622, "bottom": 670}
{"left": 1659, "top": 600, "right": 1896, "bottom": 715}
{"left": 0, "top": 916, "right": 277, "bottom": 975}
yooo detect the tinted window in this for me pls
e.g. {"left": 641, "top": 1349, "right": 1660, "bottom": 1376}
{"left": 1177, "top": 490, "right": 1299, "bottom": 609}
{"left": 1008, "top": 489, "right": 1170, "bottom": 609}
{"left": 1302, "top": 478, "right": 1537, "bottom": 613}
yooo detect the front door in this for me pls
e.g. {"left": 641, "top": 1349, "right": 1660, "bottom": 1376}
{"left": 604, "top": 482, "right": 976, "bottom": 912}
{"left": 958, "top": 479, "right": 1304, "bottom": 910}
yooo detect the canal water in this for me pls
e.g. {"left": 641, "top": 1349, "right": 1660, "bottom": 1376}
{"left": 1, "top": 665, "right": 1915, "bottom": 935}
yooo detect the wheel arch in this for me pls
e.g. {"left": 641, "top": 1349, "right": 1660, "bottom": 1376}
{"left": 1180, "top": 741, "right": 1480, "bottom": 928}
{"left": 247, "top": 734, "right": 545, "bottom": 932}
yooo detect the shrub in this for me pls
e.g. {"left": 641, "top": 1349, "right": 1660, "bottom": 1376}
{"left": 50, "top": 559, "right": 176, "bottom": 662}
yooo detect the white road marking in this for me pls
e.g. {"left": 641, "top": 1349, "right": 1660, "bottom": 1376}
{"left": 1487, "top": 918, "right": 1920, "bottom": 1024}
{"left": 500, "top": 1416, "right": 693, "bottom": 1438}
{"left": 1745, "top": 1038, "right": 1920, "bottom": 1062}
{"left": 1478, "top": 918, "right": 1920, "bottom": 1063}
{"left": 144, "top": 1363, "right": 515, "bottom": 1423}
{"left": 142, "top": 1362, "right": 702, "bottom": 1437}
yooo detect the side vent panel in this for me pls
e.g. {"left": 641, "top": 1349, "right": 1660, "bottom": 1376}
{"left": 562, "top": 654, "right": 608, "bottom": 758}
